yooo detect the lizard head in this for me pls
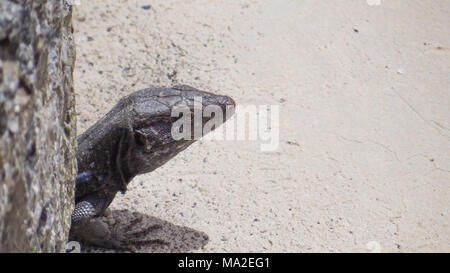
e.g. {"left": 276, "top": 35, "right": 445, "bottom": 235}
{"left": 124, "top": 85, "right": 235, "bottom": 176}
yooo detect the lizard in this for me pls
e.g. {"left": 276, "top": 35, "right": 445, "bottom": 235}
{"left": 69, "top": 85, "right": 235, "bottom": 250}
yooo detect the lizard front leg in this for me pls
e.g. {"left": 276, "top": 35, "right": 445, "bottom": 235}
{"left": 70, "top": 195, "right": 165, "bottom": 251}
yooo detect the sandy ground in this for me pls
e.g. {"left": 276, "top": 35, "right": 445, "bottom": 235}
{"left": 72, "top": 0, "right": 450, "bottom": 252}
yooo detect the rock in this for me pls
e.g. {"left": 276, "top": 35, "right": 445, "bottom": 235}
{"left": 0, "top": 0, "right": 76, "bottom": 252}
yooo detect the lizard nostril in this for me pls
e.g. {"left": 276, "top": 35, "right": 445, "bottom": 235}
{"left": 221, "top": 95, "right": 235, "bottom": 107}
{"left": 220, "top": 96, "right": 236, "bottom": 118}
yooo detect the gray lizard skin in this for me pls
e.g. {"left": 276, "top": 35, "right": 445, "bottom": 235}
{"left": 69, "top": 85, "right": 235, "bottom": 250}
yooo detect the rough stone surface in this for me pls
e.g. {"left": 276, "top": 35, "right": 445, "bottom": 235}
{"left": 0, "top": 0, "right": 76, "bottom": 252}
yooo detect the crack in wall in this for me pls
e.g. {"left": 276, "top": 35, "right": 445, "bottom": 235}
{"left": 333, "top": 133, "right": 450, "bottom": 173}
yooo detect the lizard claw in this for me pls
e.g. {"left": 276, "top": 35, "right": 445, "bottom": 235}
{"left": 110, "top": 216, "right": 168, "bottom": 251}
{"left": 70, "top": 213, "right": 167, "bottom": 252}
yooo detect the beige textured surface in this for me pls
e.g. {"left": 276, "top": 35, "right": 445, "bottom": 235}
{"left": 73, "top": 0, "right": 449, "bottom": 252}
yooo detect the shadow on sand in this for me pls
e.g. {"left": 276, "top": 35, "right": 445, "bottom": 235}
{"left": 80, "top": 209, "right": 209, "bottom": 253}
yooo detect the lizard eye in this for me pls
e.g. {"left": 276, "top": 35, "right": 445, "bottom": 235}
{"left": 135, "top": 130, "right": 152, "bottom": 152}
{"left": 135, "top": 121, "right": 175, "bottom": 152}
